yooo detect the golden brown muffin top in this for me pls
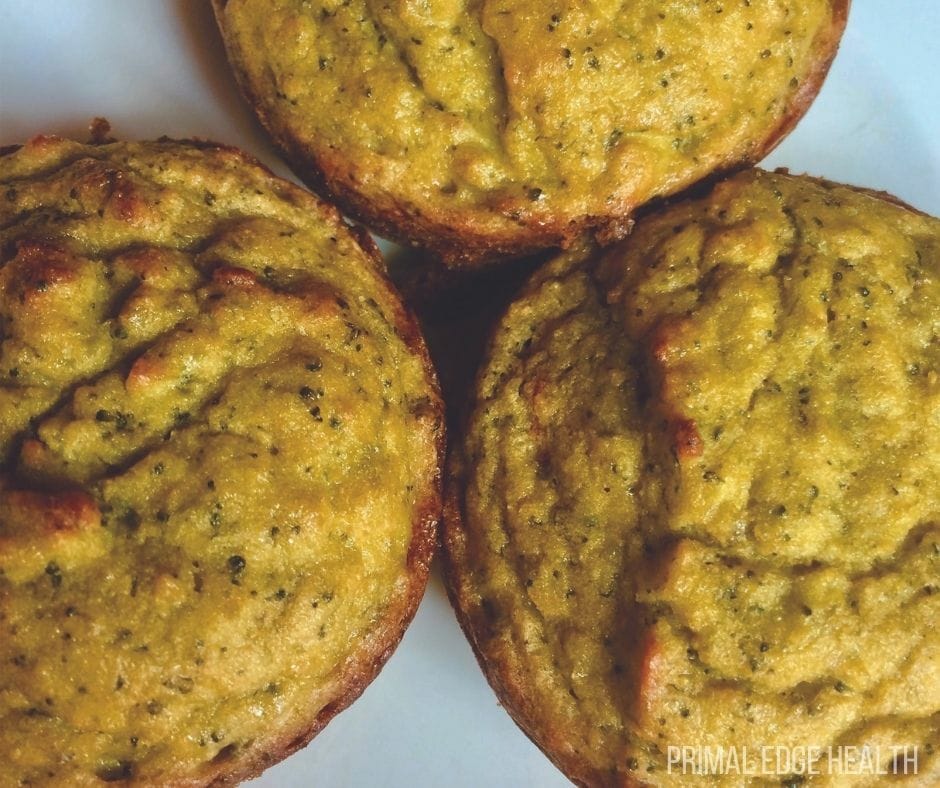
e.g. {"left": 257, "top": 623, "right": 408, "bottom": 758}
{"left": 214, "top": 0, "right": 847, "bottom": 264}
{"left": 0, "top": 136, "right": 441, "bottom": 785}
{"left": 446, "top": 170, "right": 939, "bottom": 785}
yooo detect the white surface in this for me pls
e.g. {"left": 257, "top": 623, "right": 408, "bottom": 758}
{"left": 0, "top": 3, "right": 937, "bottom": 787}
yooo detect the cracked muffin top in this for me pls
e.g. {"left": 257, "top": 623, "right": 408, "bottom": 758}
{"left": 0, "top": 135, "right": 442, "bottom": 785}
{"left": 444, "top": 169, "right": 939, "bottom": 785}
{"left": 213, "top": 0, "right": 848, "bottom": 265}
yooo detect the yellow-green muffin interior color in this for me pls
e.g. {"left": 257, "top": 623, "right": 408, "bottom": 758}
{"left": 214, "top": 0, "right": 847, "bottom": 263}
{"left": 0, "top": 136, "right": 442, "bottom": 785}
{"left": 446, "top": 170, "right": 939, "bottom": 785}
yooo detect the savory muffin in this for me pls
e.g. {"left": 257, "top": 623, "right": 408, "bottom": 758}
{"left": 212, "top": 0, "right": 849, "bottom": 266}
{"left": 0, "top": 134, "right": 442, "bottom": 785}
{"left": 444, "top": 169, "right": 939, "bottom": 785}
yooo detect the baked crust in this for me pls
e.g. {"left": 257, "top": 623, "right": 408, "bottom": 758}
{"left": 0, "top": 133, "right": 443, "bottom": 785}
{"left": 443, "top": 170, "right": 940, "bottom": 785}
{"left": 212, "top": 0, "right": 849, "bottom": 267}
{"left": 442, "top": 457, "right": 599, "bottom": 788}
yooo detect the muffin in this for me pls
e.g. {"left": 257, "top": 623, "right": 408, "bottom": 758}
{"left": 0, "top": 134, "right": 443, "bottom": 785}
{"left": 444, "top": 169, "right": 939, "bottom": 785}
{"left": 212, "top": 0, "right": 849, "bottom": 266}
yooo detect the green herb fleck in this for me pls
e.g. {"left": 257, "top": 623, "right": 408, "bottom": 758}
{"left": 45, "top": 562, "right": 63, "bottom": 589}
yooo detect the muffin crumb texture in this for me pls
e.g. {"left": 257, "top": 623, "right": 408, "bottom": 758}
{"left": 215, "top": 0, "right": 845, "bottom": 261}
{"left": 449, "top": 170, "right": 939, "bottom": 785}
{"left": 0, "top": 136, "right": 441, "bottom": 785}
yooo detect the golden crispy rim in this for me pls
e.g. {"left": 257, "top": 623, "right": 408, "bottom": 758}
{"left": 441, "top": 454, "right": 604, "bottom": 788}
{"left": 438, "top": 248, "right": 637, "bottom": 786}
{"left": 204, "top": 256, "right": 444, "bottom": 788}
{"left": 440, "top": 168, "right": 930, "bottom": 788}
{"left": 1, "top": 134, "right": 445, "bottom": 787}
{"left": 211, "top": 228, "right": 445, "bottom": 788}
{"left": 212, "top": 1, "right": 849, "bottom": 268}
{"left": 443, "top": 451, "right": 638, "bottom": 787}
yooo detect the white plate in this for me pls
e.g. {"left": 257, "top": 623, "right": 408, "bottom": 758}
{"left": 1, "top": 3, "right": 937, "bottom": 787}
